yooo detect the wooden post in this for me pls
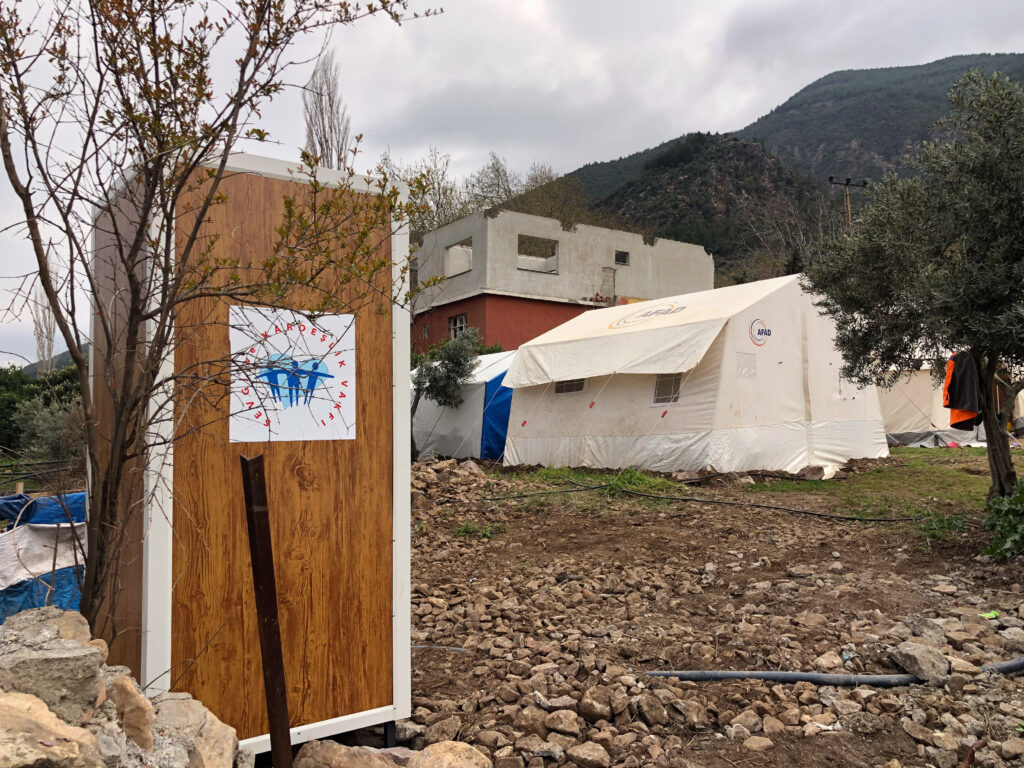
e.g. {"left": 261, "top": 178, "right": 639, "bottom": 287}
{"left": 239, "top": 455, "right": 293, "bottom": 768}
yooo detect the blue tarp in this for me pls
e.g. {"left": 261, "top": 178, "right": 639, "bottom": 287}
{"left": 480, "top": 371, "right": 513, "bottom": 461}
{"left": 0, "top": 566, "right": 83, "bottom": 624}
{"left": 0, "top": 492, "right": 86, "bottom": 527}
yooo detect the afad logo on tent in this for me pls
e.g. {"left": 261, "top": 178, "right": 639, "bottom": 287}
{"left": 609, "top": 301, "right": 686, "bottom": 330}
{"left": 749, "top": 318, "right": 772, "bottom": 346}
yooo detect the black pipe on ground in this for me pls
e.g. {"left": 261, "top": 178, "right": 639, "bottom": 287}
{"left": 648, "top": 656, "right": 1024, "bottom": 688}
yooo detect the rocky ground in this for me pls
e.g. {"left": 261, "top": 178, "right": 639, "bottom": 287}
{"left": 397, "top": 453, "right": 1024, "bottom": 768}
{"left": 0, "top": 607, "right": 250, "bottom": 768}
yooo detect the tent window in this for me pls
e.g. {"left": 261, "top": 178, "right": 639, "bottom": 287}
{"left": 554, "top": 378, "right": 585, "bottom": 394}
{"left": 653, "top": 373, "right": 682, "bottom": 404}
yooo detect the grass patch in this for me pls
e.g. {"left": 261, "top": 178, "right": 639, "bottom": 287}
{"left": 455, "top": 520, "right": 508, "bottom": 539}
{"left": 746, "top": 447, "right": 1010, "bottom": 514}
{"left": 919, "top": 510, "right": 968, "bottom": 541}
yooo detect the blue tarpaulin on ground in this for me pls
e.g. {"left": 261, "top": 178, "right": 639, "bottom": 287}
{"left": 480, "top": 370, "right": 513, "bottom": 461}
{"left": 0, "top": 566, "right": 83, "bottom": 624}
{"left": 0, "top": 492, "right": 86, "bottom": 526}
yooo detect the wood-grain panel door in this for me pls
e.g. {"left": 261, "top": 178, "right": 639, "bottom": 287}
{"left": 170, "top": 171, "right": 394, "bottom": 739}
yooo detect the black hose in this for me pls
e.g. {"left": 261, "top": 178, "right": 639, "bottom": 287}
{"left": 648, "top": 670, "right": 921, "bottom": 687}
{"left": 557, "top": 475, "right": 927, "bottom": 523}
{"left": 649, "top": 655, "right": 1024, "bottom": 687}
{"left": 984, "top": 656, "right": 1024, "bottom": 675}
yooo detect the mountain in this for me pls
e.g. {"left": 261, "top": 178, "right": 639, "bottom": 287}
{"left": 735, "top": 53, "right": 1024, "bottom": 184}
{"left": 569, "top": 140, "right": 679, "bottom": 201}
{"left": 595, "top": 132, "right": 824, "bottom": 276}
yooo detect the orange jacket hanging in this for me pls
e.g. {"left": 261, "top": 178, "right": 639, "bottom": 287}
{"left": 943, "top": 352, "right": 984, "bottom": 430}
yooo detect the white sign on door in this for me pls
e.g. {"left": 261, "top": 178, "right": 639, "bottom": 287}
{"left": 228, "top": 306, "right": 356, "bottom": 442}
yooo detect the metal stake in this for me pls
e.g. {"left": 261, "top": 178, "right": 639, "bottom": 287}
{"left": 239, "top": 454, "right": 293, "bottom": 768}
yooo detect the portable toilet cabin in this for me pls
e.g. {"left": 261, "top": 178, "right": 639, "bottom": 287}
{"left": 91, "top": 154, "right": 410, "bottom": 752}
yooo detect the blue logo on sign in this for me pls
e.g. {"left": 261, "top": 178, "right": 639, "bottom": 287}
{"left": 256, "top": 354, "right": 334, "bottom": 408}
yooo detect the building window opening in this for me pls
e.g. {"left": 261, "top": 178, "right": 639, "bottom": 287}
{"left": 517, "top": 234, "right": 559, "bottom": 273}
{"left": 448, "top": 314, "right": 468, "bottom": 339}
{"left": 444, "top": 237, "right": 473, "bottom": 277}
{"left": 615, "top": 250, "right": 630, "bottom": 266}
{"left": 653, "top": 372, "right": 682, "bottom": 404}
{"left": 422, "top": 324, "right": 430, "bottom": 339}
{"left": 554, "top": 378, "right": 585, "bottom": 394}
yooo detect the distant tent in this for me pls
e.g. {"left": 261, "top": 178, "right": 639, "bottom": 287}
{"left": 413, "top": 351, "right": 516, "bottom": 461}
{"left": 502, "top": 276, "right": 888, "bottom": 473}
{"left": 879, "top": 366, "right": 1024, "bottom": 447}
{"left": 0, "top": 492, "right": 85, "bottom": 623}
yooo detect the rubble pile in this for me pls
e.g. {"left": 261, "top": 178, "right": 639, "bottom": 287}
{"left": 0, "top": 607, "right": 252, "bottom": 768}
{"left": 412, "top": 459, "right": 512, "bottom": 513}
{"left": 399, "top": 468, "right": 1024, "bottom": 768}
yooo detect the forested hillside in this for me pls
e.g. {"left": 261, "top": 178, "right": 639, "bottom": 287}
{"left": 735, "top": 53, "right": 1024, "bottom": 183}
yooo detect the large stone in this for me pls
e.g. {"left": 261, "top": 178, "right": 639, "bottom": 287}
{"left": 106, "top": 674, "right": 155, "bottom": 750}
{"left": 891, "top": 641, "right": 950, "bottom": 684}
{"left": 0, "top": 608, "right": 103, "bottom": 723}
{"left": 152, "top": 691, "right": 238, "bottom": 768}
{"left": 425, "top": 716, "right": 461, "bottom": 744}
{"left": 905, "top": 613, "right": 946, "bottom": 645}
{"left": 635, "top": 694, "right": 668, "bottom": 727}
{"left": 579, "top": 689, "right": 612, "bottom": 723}
{"left": 1002, "top": 737, "right": 1024, "bottom": 760}
{"left": 900, "top": 718, "right": 935, "bottom": 745}
{"left": 0, "top": 689, "right": 104, "bottom": 768}
{"left": 544, "top": 709, "right": 581, "bottom": 737}
{"left": 407, "top": 741, "right": 491, "bottom": 768}
{"left": 296, "top": 740, "right": 403, "bottom": 768}
{"left": 566, "top": 742, "right": 611, "bottom": 768}
{"left": 514, "top": 734, "right": 564, "bottom": 761}
{"left": 762, "top": 715, "right": 786, "bottom": 737}
{"left": 743, "top": 736, "right": 774, "bottom": 752}
{"left": 673, "top": 699, "right": 710, "bottom": 728}
{"left": 514, "top": 706, "right": 549, "bottom": 737}
{"left": 730, "top": 710, "right": 762, "bottom": 734}
{"left": 813, "top": 651, "right": 843, "bottom": 670}
{"left": 475, "top": 731, "right": 511, "bottom": 750}
{"left": 999, "top": 626, "right": 1024, "bottom": 652}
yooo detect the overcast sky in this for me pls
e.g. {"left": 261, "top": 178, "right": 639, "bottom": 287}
{"left": 3, "top": 0, "right": 1024, "bottom": 364}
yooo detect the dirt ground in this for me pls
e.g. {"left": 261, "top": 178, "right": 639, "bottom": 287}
{"left": 404, "top": 448, "right": 1024, "bottom": 768}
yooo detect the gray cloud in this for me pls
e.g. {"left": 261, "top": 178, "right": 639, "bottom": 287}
{"left": 4, "top": 0, "right": 1024, "bottom": 364}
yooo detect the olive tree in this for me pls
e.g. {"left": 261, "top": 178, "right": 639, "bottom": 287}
{"left": 805, "top": 70, "right": 1024, "bottom": 500}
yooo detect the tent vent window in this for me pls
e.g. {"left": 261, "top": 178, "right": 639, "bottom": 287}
{"left": 448, "top": 314, "right": 468, "bottom": 338}
{"left": 555, "top": 379, "right": 585, "bottom": 394}
{"left": 653, "top": 373, "right": 682, "bottom": 404}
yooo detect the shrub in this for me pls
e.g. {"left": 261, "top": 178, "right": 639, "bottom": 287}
{"left": 984, "top": 482, "right": 1024, "bottom": 559}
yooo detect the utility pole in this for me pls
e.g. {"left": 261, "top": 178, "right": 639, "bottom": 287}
{"left": 828, "top": 176, "right": 868, "bottom": 233}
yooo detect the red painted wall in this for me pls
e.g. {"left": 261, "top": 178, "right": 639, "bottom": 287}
{"left": 483, "top": 295, "right": 587, "bottom": 350}
{"left": 412, "top": 295, "right": 488, "bottom": 354}
{"left": 412, "top": 294, "right": 591, "bottom": 353}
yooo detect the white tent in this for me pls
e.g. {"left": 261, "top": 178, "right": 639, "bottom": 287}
{"left": 501, "top": 275, "right": 888, "bottom": 473}
{"left": 413, "top": 351, "right": 517, "bottom": 460}
{"left": 879, "top": 367, "right": 1024, "bottom": 446}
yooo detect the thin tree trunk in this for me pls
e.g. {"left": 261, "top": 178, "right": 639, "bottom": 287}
{"left": 981, "top": 357, "right": 1017, "bottom": 500}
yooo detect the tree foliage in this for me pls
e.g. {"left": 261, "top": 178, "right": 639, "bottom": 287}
{"left": 0, "top": 0, "right": 431, "bottom": 634}
{"left": 805, "top": 70, "right": 1024, "bottom": 499}
{"left": 412, "top": 326, "right": 480, "bottom": 412}
{"left": 410, "top": 327, "right": 479, "bottom": 457}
